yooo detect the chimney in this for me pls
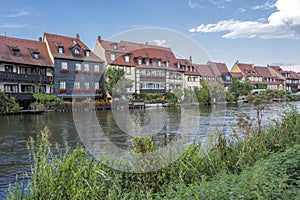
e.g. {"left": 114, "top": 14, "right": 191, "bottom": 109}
{"left": 145, "top": 41, "right": 148, "bottom": 45}
{"left": 98, "top": 36, "right": 101, "bottom": 42}
{"left": 76, "top": 33, "right": 80, "bottom": 39}
{"left": 38, "top": 37, "right": 42, "bottom": 42}
{"left": 189, "top": 55, "right": 192, "bottom": 62}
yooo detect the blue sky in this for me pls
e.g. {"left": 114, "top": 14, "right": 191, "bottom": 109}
{"left": 1, "top": 0, "right": 300, "bottom": 69}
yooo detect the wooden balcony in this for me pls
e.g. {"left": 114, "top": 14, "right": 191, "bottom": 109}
{"left": 0, "top": 71, "right": 52, "bottom": 84}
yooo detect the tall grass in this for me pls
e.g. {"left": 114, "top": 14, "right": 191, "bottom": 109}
{"left": 7, "top": 105, "right": 300, "bottom": 199}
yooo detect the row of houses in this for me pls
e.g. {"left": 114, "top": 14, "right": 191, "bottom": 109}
{"left": 0, "top": 33, "right": 299, "bottom": 108}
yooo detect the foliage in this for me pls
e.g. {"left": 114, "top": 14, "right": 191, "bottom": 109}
{"left": 196, "top": 81, "right": 211, "bottom": 105}
{"left": 228, "top": 77, "right": 253, "bottom": 101}
{"left": 33, "top": 93, "right": 61, "bottom": 109}
{"left": 7, "top": 105, "right": 300, "bottom": 199}
{"left": 103, "top": 68, "right": 133, "bottom": 97}
{"left": 254, "top": 82, "right": 267, "bottom": 89}
{"left": 0, "top": 92, "right": 20, "bottom": 114}
{"left": 164, "top": 91, "right": 178, "bottom": 105}
{"left": 183, "top": 88, "right": 197, "bottom": 103}
{"left": 210, "top": 83, "right": 227, "bottom": 103}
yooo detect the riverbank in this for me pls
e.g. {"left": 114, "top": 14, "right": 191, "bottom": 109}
{"left": 6, "top": 105, "right": 300, "bottom": 199}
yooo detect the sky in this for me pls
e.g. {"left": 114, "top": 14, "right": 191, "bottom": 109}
{"left": 1, "top": 0, "right": 300, "bottom": 70}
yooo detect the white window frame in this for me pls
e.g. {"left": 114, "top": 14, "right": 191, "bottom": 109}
{"left": 126, "top": 66, "right": 131, "bottom": 75}
{"left": 58, "top": 47, "right": 64, "bottom": 54}
{"left": 84, "top": 82, "right": 90, "bottom": 89}
{"left": 84, "top": 64, "right": 90, "bottom": 72}
{"left": 75, "top": 63, "right": 81, "bottom": 71}
{"left": 61, "top": 62, "right": 68, "bottom": 69}
{"left": 110, "top": 53, "right": 116, "bottom": 61}
{"left": 60, "top": 81, "right": 66, "bottom": 89}
{"left": 74, "top": 82, "right": 80, "bottom": 89}
{"left": 94, "top": 82, "right": 99, "bottom": 89}
{"left": 125, "top": 55, "right": 130, "bottom": 63}
{"left": 94, "top": 65, "right": 100, "bottom": 72}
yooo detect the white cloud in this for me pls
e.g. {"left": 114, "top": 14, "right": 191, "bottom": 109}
{"left": 252, "top": 1, "right": 276, "bottom": 10}
{"left": 189, "top": 0, "right": 300, "bottom": 39}
{"left": 188, "top": 0, "right": 203, "bottom": 8}
{"left": 238, "top": 8, "right": 247, "bottom": 13}
{"left": 6, "top": 10, "right": 29, "bottom": 18}
{"left": 150, "top": 39, "right": 169, "bottom": 47}
{"left": 0, "top": 23, "right": 27, "bottom": 28}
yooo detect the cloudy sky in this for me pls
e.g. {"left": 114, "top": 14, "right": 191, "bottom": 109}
{"left": 1, "top": 0, "right": 300, "bottom": 69}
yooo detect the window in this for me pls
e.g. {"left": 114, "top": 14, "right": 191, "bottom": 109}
{"left": 145, "top": 59, "right": 149, "bottom": 66}
{"left": 126, "top": 67, "right": 131, "bottom": 75}
{"left": 110, "top": 53, "right": 116, "bottom": 61}
{"left": 58, "top": 46, "right": 64, "bottom": 54}
{"left": 84, "top": 82, "right": 89, "bottom": 89}
{"left": 190, "top": 67, "right": 193, "bottom": 72}
{"left": 20, "top": 67, "right": 26, "bottom": 74}
{"left": 4, "top": 65, "right": 13, "bottom": 73}
{"left": 76, "top": 63, "right": 81, "bottom": 71}
{"left": 158, "top": 61, "right": 162, "bottom": 66}
{"left": 21, "top": 85, "right": 34, "bottom": 93}
{"left": 60, "top": 81, "right": 66, "bottom": 89}
{"left": 39, "top": 85, "right": 46, "bottom": 93}
{"left": 125, "top": 55, "right": 130, "bottom": 63}
{"left": 84, "top": 64, "right": 89, "bottom": 72}
{"left": 74, "top": 82, "right": 80, "bottom": 89}
{"left": 74, "top": 49, "right": 80, "bottom": 55}
{"left": 40, "top": 68, "right": 46, "bottom": 76}
{"left": 85, "top": 50, "right": 90, "bottom": 57}
{"left": 177, "top": 63, "right": 180, "bottom": 68}
{"left": 94, "top": 82, "right": 99, "bottom": 89}
{"left": 11, "top": 48, "right": 20, "bottom": 56}
{"left": 94, "top": 65, "right": 100, "bottom": 72}
{"left": 113, "top": 44, "right": 117, "bottom": 50}
{"left": 4, "top": 85, "right": 18, "bottom": 93}
{"left": 138, "top": 58, "right": 142, "bottom": 65}
{"left": 166, "top": 61, "right": 169, "bottom": 67}
{"left": 61, "top": 62, "right": 68, "bottom": 69}
{"left": 32, "top": 52, "right": 39, "bottom": 59}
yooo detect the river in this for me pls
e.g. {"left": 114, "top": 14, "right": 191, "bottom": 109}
{"left": 0, "top": 101, "right": 299, "bottom": 198}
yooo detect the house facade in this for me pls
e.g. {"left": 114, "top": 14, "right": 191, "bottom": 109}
{"left": 94, "top": 37, "right": 185, "bottom": 95}
{"left": 0, "top": 36, "right": 53, "bottom": 109}
{"left": 207, "top": 61, "right": 232, "bottom": 90}
{"left": 44, "top": 33, "right": 104, "bottom": 100}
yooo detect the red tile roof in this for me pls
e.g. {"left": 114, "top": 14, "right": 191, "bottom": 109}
{"left": 230, "top": 72, "right": 243, "bottom": 79}
{"left": 207, "top": 61, "right": 229, "bottom": 77}
{"left": 254, "top": 66, "right": 273, "bottom": 78}
{"left": 289, "top": 70, "right": 299, "bottom": 79}
{"left": 196, "top": 64, "right": 214, "bottom": 77}
{"left": 44, "top": 33, "right": 103, "bottom": 62}
{"left": 0, "top": 36, "right": 53, "bottom": 67}
{"left": 236, "top": 62, "right": 259, "bottom": 76}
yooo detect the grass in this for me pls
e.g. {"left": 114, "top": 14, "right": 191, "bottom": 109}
{"left": 7, "top": 105, "right": 300, "bottom": 199}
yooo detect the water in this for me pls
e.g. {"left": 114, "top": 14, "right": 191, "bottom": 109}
{"left": 0, "top": 102, "right": 299, "bottom": 197}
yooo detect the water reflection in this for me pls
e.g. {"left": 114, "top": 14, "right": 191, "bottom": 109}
{"left": 0, "top": 102, "right": 299, "bottom": 196}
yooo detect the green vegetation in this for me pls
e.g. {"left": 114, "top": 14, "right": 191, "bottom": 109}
{"left": 7, "top": 105, "right": 300, "bottom": 199}
{"left": 32, "top": 93, "right": 62, "bottom": 110}
{"left": 103, "top": 68, "right": 133, "bottom": 97}
{"left": 0, "top": 92, "right": 20, "bottom": 114}
{"left": 228, "top": 77, "right": 253, "bottom": 101}
{"left": 196, "top": 81, "right": 211, "bottom": 105}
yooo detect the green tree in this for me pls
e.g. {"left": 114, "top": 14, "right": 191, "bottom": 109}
{"left": 196, "top": 81, "right": 211, "bottom": 105}
{"left": 103, "top": 68, "right": 133, "bottom": 97}
{"left": 228, "top": 77, "right": 253, "bottom": 101}
{"left": 210, "top": 83, "right": 226, "bottom": 103}
{"left": 0, "top": 92, "right": 20, "bottom": 114}
{"left": 164, "top": 91, "right": 178, "bottom": 105}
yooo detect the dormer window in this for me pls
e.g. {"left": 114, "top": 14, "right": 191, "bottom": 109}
{"left": 11, "top": 47, "right": 20, "bottom": 56}
{"left": 74, "top": 49, "right": 80, "bottom": 56}
{"left": 158, "top": 61, "right": 162, "bottom": 66}
{"left": 177, "top": 63, "right": 180, "bottom": 68}
{"left": 113, "top": 44, "right": 117, "bottom": 50}
{"left": 58, "top": 46, "right": 64, "bottom": 54}
{"left": 166, "top": 61, "right": 169, "bottom": 67}
{"left": 110, "top": 53, "right": 116, "bottom": 61}
{"left": 32, "top": 52, "right": 40, "bottom": 59}
{"left": 138, "top": 58, "right": 142, "bottom": 65}
{"left": 121, "top": 46, "right": 125, "bottom": 50}
{"left": 85, "top": 50, "right": 90, "bottom": 57}
{"left": 125, "top": 55, "right": 130, "bottom": 63}
{"left": 145, "top": 59, "right": 149, "bottom": 66}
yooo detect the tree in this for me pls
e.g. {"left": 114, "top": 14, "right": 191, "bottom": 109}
{"left": 103, "top": 68, "right": 133, "bottom": 97}
{"left": 164, "top": 91, "right": 178, "bottom": 105}
{"left": 210, "top": 83, "right": 226, "bottom": 103}
{"left": 196, "top": 81, "right": 211, "bottom": 105}
{"left": 0, "top": 92, "right": 20, "bottom": 114}
{"left": 228, "top": 77, "right": 253, "bottom": 101}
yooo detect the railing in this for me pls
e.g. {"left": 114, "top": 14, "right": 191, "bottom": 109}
{"left": 140, "top": 89, "right": 166, "bottom": 94}
{"left": 5, "top": 92, "right": 34, "bottom": 100}
{"left": 0, "top": 71, "right": 52, "bottom": 84}
{"left": 140, "top": 76, "right": 166, "bottom": 81}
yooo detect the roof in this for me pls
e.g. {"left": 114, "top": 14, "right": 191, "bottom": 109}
{"left": 196, "top": 64, "right": 214, "bottom": 77}
{"left": 44, "top": 33, "right": 103, "bottom": 63}
{"left": 207, "top": 61, "right": 229, "bottom": 75}
{"left": 99, "top": 38, "right": 173, "bottom": 65}
{"left": 288, "top": 70, "right": 299, "bottom": 79}
{"left": 254, "top": 66, "right": 273, "bottom": 78}
{"left": 0, "top": 36, "right": 53, "bottom": 67}
{"left": 236, "top": 62, "right": 259, "bottom": 76}
{"left": 230, "top": 72, "right": 243, "bottom": 79}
